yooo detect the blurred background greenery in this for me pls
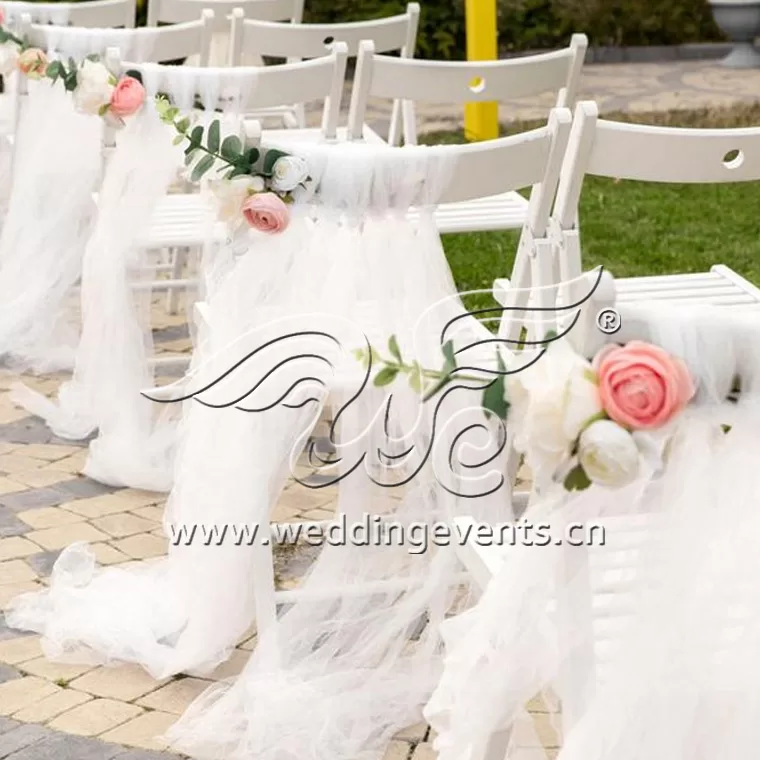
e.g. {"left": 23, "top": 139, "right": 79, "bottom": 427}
{"left": 29, "top": 0, "right": 725, "bottom": 60}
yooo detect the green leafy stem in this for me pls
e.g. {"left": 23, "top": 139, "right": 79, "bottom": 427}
{"left": 356, "top": 335, "right": 511, "bottom": 422}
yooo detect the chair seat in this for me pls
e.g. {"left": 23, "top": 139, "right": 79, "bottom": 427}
{"left": 410, "top": 191, "right": 529, "bottom": 234}
{"left": 140, "top": 194, "right": 227, "bottom": 249}
{"left": 252, "top": 124, "right": 387, "bottom": 146}
{"left": 615, "top": 265, "right": 760, "bottom": 311}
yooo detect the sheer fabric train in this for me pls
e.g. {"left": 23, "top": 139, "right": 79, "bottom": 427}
{"left": 9, "top": 140, "right": 516, "bottom": 760}
{"left": 425, "top": 303, "right": 760, "bottom": 760}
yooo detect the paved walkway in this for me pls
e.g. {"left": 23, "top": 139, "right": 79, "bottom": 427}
{"left": 2, "top": 57, "right": 760, "bottom": 759}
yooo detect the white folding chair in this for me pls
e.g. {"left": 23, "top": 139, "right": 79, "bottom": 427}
{"left": 0, "top": 0, "right": 136, "bottom": 27}
{"left": 229, "top": 3, "right": 419, "bottom": 135}
{"left": 180, "top": 107, "right": 574, "bottom": 639}
{"left": 347, "top": 36, "right": 587, "bottom": 232}
{"left": 147, "top": 0, "right": 302, "bottom": 27}
{"left": 107, "top": 42, "right": 348, "bottom": 328}
{"left": 494, "top": 100, "right": 760, "bottom": 350}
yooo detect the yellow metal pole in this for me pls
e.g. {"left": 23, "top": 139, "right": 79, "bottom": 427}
{"left": 464, "top": 0, "right": 498, "bottom": 141}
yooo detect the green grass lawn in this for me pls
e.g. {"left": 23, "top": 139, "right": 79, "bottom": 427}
{"left": 425, "top": 104, "right": 760, "bottom": 313}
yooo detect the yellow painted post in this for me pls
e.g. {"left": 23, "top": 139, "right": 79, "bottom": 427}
{"left": 464, "top": 0, "right": 499, "bottom": 141}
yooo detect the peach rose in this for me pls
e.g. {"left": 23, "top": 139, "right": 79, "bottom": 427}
{"left": 17, "top": 48, "right": 47, "bottom": 79}
{"left": 109, "top": 76, "right": 145, "bottom": 117}
{"left": 594, "top": 341, "right": 695, "bottom": 430}
{"left": 241, "top": 192, "right": 289, "bottom": 234}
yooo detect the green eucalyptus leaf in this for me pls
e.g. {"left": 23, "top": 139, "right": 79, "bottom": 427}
{"left": 184, "top": 149, "right": 197, "bottom": 166}
{"left": 124, "top": 68, "right": 142, "bottom": 83}
{"left": 206, "top": 120, "right": 220, "bottom": 153}
{"left": 482, "top": 352, "right": 509, "bottom": 421}
{"left": 564, "top": 465, "right": 592, "bottom": 492}
{"left": 262, "top": 148, "right": 289, "bottom": 174}
{"left": 374, "top": 366, "right": 399, "bottom": 388}
{"left": 63, "top": 73, "right": 78, "bottom": 92}
{"left": 172, "top": 134, "right": 185, "bottom": 146}
{"left": 45, "top": 61, "right": 62, "bottom": 79}
{"left": 242, "top": 146, "right": 260, "bottom": 167}
{"left": 421, "top": 373, "right": 452, "bottom": 403}
{"left": 388, "top": 335, "right": 402, "bottom": 363}
{"left": 190, "top": 153, "right": 215, "bottom": 182}
{"left": 441, "top": 339, "right": 457, "bottom": 372}
{"left": 408, "top": 362, "right": 423, "bottom": 394}
{"left": 516, "top": 325, "right": 529, "bottom": 352}
{"left": 220, "top": 135, "right": 242, "bottom": 161}
{"left": 189, "top": 125, "right": 204, "bottom": 148}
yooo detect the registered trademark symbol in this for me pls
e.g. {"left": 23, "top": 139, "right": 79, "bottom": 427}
{"left": 596, "top": 307, "right": 621, "bottom": 334}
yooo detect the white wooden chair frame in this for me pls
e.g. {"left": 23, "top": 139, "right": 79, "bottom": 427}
{"left": 147, "top": 0, "right": 303, "bottom": 31}
{"left": 229, "top": 3, "right": 419, "bottom": 134}
{"left": 346, "top": 35, "right": 586, "bottom": 235}
{"left": 493, "top": 100, "right": 760, "bottom": 346}
{"left": 104, "top": 43, "right": 348, "bottom": 352}
{"left": 1, "top": 0, "right": 136, "bottom": 28}
{"left": 181, "top": 107, "right": 574, "bottom": 644}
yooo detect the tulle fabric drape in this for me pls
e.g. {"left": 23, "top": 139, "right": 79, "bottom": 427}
{"left": 425, "top": 303, "right": 760, "bottom": 760}
{"left": 9, "top": 140, "right": 517, "bottom": 760}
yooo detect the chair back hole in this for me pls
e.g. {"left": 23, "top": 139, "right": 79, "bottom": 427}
{"left": 468, "top": 76, "right": 486, "bottom": 94}
{"left": 723, "top": 149, "right": 744, "bottom": 170}
{"left": 323, "top": 36, "right": 334, "bottom": 48}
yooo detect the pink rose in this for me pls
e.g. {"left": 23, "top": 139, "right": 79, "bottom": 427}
{"left": 17, "top": 48, "right": 47, "bottom": 79}
{"left": 594, "top": 341, "right": 695, "bottom": 430}
{"left": 109, "top": 76, "right": 145, "bottom": 117}
{"left": 241, "top": 192, "right": 289, "bottom": 234}
{"left": 0, "top": 8, "right": 6, "bottom": 25}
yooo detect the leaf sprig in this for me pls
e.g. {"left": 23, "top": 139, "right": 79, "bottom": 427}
{"left": 357, "top": 336, "right": 511, "bottom": 421}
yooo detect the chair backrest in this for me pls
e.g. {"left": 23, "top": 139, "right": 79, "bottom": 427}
{"left": 347, "top": 34, "right": 587, "bottom": 146}
{"left": 229, "top": 2, "right": 419, "bottom": 63}
{"left": 550, "top": 99, "right": 760, "bottom": 325}
{"left": 1, "top": 0, "right": 135, "bottom": 28}
{"left": 113, "top": 41, "right": 347, "bottom": 138}
{"left": 147, "top": 0, "right": 302, "bottom": 30}
{"left": 17, "top": 11, "right": 214, "bottom": 67}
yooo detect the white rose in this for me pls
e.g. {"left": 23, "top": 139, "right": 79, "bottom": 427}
{"left": 510, "top": 338, "right": 603, "bottom": 474}
{"left": 578, "top": 419, "right": 640, "bottom": 488}
{"left": 209, "top": 175, "right": 261, "bottom": 228}
{"left": 72, "top": 59, "right": 114, "bottom": 116}
{"left": 270, "top": 155, "right": 308, "bottom": 193}
{"left": 0, "top": 43, "right": 19, "bottom": 77}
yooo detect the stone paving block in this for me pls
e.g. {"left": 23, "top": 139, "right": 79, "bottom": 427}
{"left": 25, "top": 550, "right": 61, "bottom": 577}
{"left": 117, "top": 750, "right": 183, "bottom": 760}
{"left": 395, "top": 723, "right": 428, "bottom": 742}
{"left": 0, "top": 636, "right": 43, "bottom": 665}
{"left": 91, "top": 514, "right": 158, "bottom": 540}
{"left": 69, "top": 665, "right": 167, "bottom": 702}
{"left": 0, "top": 515, "right": 29, "bottom": 540}
{"left": 21, "top": 444, "right": 81, "bottom": 462}
{"left": 16, "top": 507, "right": 84, "bottom": 531}
{"left": 0, "top": 722, "right": 50, "bottom": 757}
{"left": 40, "top": 454, "right": 88, "bottom": 475}
{"left": 88, "top": 543, "right": 130, "bottom": 566}
{"left": 8, "top": 471, "right": 76, "bottom": 490}
{"left": 11, "top": 687, "right": 93, "bottom": 723}
{"left": 0, "top": 718, "right": 19, "bottom": 734}
{"left": 2, "top": 731, "right": 126, "bottom": 760}
{"left": 18, "top": 656, "right": 94, "bottom": 683}
{"left": 0, "top": 582, "right": 40, "bottom": 611}
{"left": 0, "top": 664, "right": 20, "bottom": 684}
{"left": 55, "top": 479, "right": 123, "bottom": 500}
{"left": 382, "top": 740, "right": 412, "bottom": 760}
{"left": 100, "top": 711, "right": 177, "bottom": 752}
{"left": 63, "top": 496, "right": 140, "bottom": 520}
{"left": 0, "top": 676, "right": 59, "bottom": 716}
{"left": 152, "top": 324, "right": 189, "bottom": 343}
{"left": 410, "top": 744, "right": 436, "bottom": 760}
{"left": 25, "top": 524, "right": 109, "bottom": 552}
{"left": 0, "top": 417, "right": 86, "bottom": 446}
{"left": 130, "top": 507, "right": 163, "bottom": 524}
{"left": 136, "top": 678, "right": 210, "bottom": 715}
{"left": 0, "top": 538, "right": 39, "bottom": 562}
{"left": 109, "top": 535, "right": 165, "bottom": 561}
{"left": 0, "top": 456, "right": 45, "bottom": 475}
{"left": 0, "top": 480, "right": 26, "bottom": 498}
{"left": 203, "top": 648, "right": 248, "bottom": 681}
{"left": 0, "top": 488, "right": 68, "bottom": 512}
{"left": 47, "top": 698, "right": 144, "bottom": 738}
